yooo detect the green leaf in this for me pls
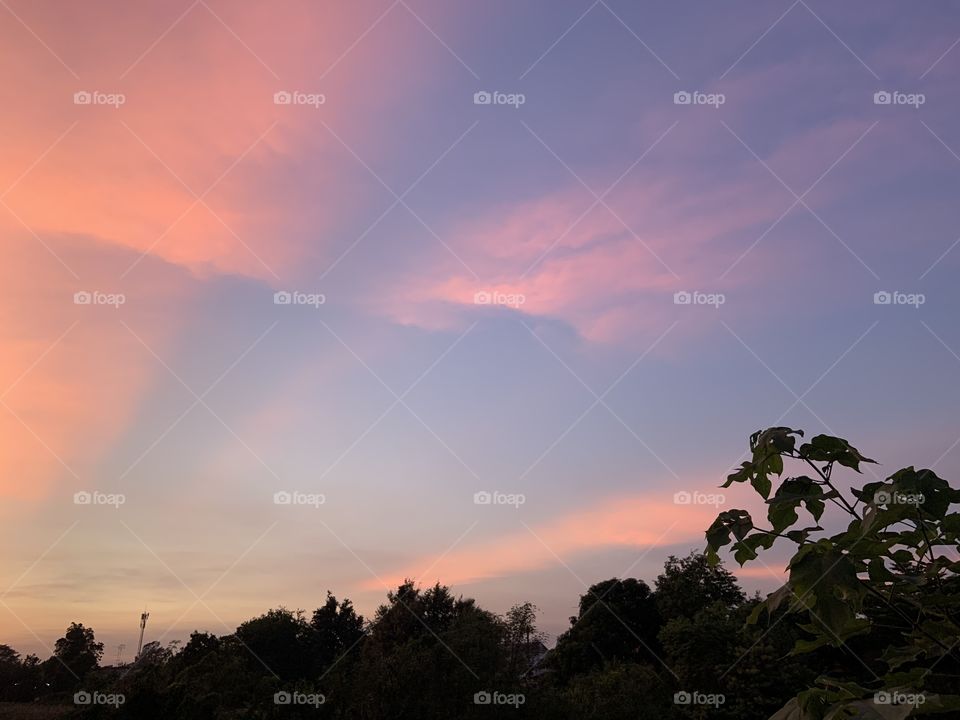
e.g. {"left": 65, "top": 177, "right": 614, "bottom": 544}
{"left": 788, "top": 543, "right": 866, "bottom": 639}
{"left": 768, "top": 477, "right": 828, "bottom": 532}
{"left": 881, "top": 644, "right": 924, "bottom": 671}
{"left": 799, "top": 434, "right": 876, "bottom": 472}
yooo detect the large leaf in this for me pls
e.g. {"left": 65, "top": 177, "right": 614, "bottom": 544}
{"left": 799, "top": 434, "right": 876, "bottom": 471}
{"left": 767, "top": 476, "right": 828, "bottom": 532}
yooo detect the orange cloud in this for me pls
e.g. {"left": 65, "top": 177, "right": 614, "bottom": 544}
{"left": 0, "top": 0, "right": 438, "bottom": 282}
{"left": 734, "top": 564, "right": 788, "bottom": 581}
{"left": 0, "top": 0, "right": 453, "bottom": 502}
{"left": 363, "top": 490, "right": 720, "bottom": 590}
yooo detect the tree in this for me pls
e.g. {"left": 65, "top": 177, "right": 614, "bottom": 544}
{"left": 503, "top": 602, "right": 547, "bottom": 677}
{"left": 234, "top": 607, "right": 311, "bottom": 682}
{"left": 0, "top": 644, "right": 21, "bottom": 701}
{"left": 44, "top": 622, "right": 102, "bottom": 690}
{"left": 356, "top": 581, "right": 506, "bottom": 719}
{"left": 307, "top": 591, "right": 365, "bottom": 677}
{"left": 654, "top": 551, "right": 745, "bottom": 621}
{"left": 563, "top": 661, "right": 671, "bottom": 720}
{"left": 174, "top": 631, "right": 220, "bottom": 669}
{"left": 551, "top": 578, "right": 663, "bottom": 679}
{"left": 16, "top": 653, "right": 43, "bottom": 701}
{"left": 136, "top": 640, "right": 173, "bottom": 667}
{"left": 706, "top": 427, "right": 960, "bottom": 718}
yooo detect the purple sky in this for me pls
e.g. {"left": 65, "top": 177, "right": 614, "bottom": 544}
{"left": 1, "top": 0, "right": 959, "bottom": 657}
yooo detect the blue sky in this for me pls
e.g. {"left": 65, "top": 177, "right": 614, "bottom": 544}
{"left": 1, "top": 0, "right": 959, "bottom": 656}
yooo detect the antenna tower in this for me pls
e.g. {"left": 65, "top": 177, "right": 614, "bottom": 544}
{"left": 136, "top": 611, "right": 150, "bottom": 659}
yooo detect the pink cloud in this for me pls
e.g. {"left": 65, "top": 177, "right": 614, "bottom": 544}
{"left": 377, "top": 108, "right": 884, "bottom": 343}
{"left": 362, "top": 490, "right": 719, "bottom": 590}
{"left": 379, "top": 176, "right": 775, "bottom": 342}
{"left": 0, "top": 0, "right": 462, "bottom": 503}
{"left": 0, "top": 0, "right": 442, "bottom": 282}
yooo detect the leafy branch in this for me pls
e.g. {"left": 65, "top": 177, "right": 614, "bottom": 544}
{"left": 705, "top": 427, "right": 960, "bottom": 719}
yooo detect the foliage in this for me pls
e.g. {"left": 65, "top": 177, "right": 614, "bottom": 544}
{"left": 655, "top": 551, "right": 746, "bottom": 621}
{"left": 706, "top": 427, "right": 960, "bottom": 719}
{"left": 551, "top": 578, "right": 662, "bottom": 680}
{"left": 42, "top": 623, "right": 103, "bottom": 692}
{"left": 562, "top": 662, "right": 670, "bottom": 720}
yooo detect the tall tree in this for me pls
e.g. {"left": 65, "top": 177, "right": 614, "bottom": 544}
{"left": 308, "top": 591, "right": 365, "bottom": 676}
{"left": 44, "top": 622, "right": 103, "bottom": 690}
{"left": 654, "top": 551, "right": 745, "bottom": 622}
{"left": 234, "top": 607, "right": 311, "bottom": 682}
{"left": 503, "top": 602, "right": 546, "bottom": 677}
{"left": 552, "top": 578, "right": 662, "bottom": 679}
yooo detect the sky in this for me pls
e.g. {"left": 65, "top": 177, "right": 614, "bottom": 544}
{"left": 2, "top": 0, "right": 960, "bottom": 659}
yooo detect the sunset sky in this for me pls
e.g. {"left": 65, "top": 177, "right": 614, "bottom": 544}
{"left": 2, "top": 0, "right": 960, "bottom": 658}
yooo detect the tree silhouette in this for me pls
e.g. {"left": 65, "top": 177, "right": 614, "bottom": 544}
{"left": 655, "top": 551, "right": 745, "bottom": 622}
{"left": 43, "top": 622, "right": 102, "bottom": 690}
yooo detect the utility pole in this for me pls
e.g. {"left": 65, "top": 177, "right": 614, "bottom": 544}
{"left": 136, "top": 611, "right": 149, "bottom": 660}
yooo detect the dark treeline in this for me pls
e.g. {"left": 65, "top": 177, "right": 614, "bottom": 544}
{"left": 0, "top": 552, "right": 818, "bottom": 719}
